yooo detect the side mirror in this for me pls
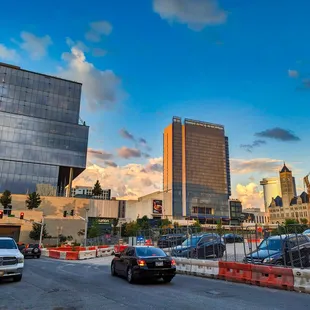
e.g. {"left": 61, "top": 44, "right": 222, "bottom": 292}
{"left": 114, "top": 253, "right": 121, "bottom": 258}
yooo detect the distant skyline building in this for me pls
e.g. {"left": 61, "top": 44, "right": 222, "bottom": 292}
{"left": 0, "top": 62, "right": 89, "bottom": 195}
{"left": 163, "top": 117, "right": 230, "bottom": 221}
{"left": 260, "top": 177, "right": 281, "bottom": 212}
{"left": 279, "top": 163, "right": 295, "bottom": 207}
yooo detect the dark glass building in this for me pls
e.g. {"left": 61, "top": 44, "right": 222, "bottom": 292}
{"left": 0, "top": 62, "right": 89, "bottom": 195}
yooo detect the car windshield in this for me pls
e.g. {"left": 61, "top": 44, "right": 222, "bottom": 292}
{"left": 181, "top": 236, "right": 201, "bottom": 247}
{"left": 258, "top": 239, "right": 282, "bottom": 251}
{"left": 303, "top": 229, "right": 310, "bottom": 234}
{"left": 136, "top": 247, "right": 167, "bottom": 257}
{"left": 0, "top": 239, "right": 17, "bottom": 249}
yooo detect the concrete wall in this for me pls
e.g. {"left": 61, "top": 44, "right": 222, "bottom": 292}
{"left": 0, "top": 195, "right": 119, "bottom": 244}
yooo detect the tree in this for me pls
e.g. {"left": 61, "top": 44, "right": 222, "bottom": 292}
{"left": 26, "top": 192, "right": 42, "bottom": 210}
{"left": 192, "top": 220, "right": 202, "bottom": 233}
{"left": 29, "top": 223, "right": 48, "bottom": 241}
{"left": 87, "top": 218, "right": 101, "bottom": 238}
{"left": 216, "top": 221, "right": 225, "bottom": 236}
{"left": 122, "top": 221, "right": 139, "bottom": 237}
{"left": 112, "top": 218, "right": 119, "bottom": 235}
{"left": 0, "top": 190, "right": 12, "bottom": 209}
{"left": 92, "top": 180, "right": 103, "bottom": 196}
{"left": 300, "top": 218, "right": 308, "bottom": 225}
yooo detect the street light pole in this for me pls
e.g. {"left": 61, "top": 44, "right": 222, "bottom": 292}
{"left": 39, "top": 216, "right": 44, "bottom": 247}
{"left": 84, "top": 208, "right": 89, "bottom": 247}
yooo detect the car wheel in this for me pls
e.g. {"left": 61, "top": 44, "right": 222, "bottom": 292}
{"left": 275, "top": 260, "right": 283, "bottom": 266}
{"left": 36, "top": 255, "right": 41, "bottom": 259}
{"left": 13, "top": 275, "right": 22, "bottom": 282}
{"left": 162, "top": 276, "right": 174, "bottom": 283}
{"left": 127, "top": 267, "right": 134, "bottom": 284}
{"left": 111, "top": 263, "right": 117, "bottom": 276}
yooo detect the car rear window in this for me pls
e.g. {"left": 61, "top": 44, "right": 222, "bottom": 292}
{"left": 136, "top": 247, "right": 167, "bottom": 257}
{"left": 0, "top": 239, "right": 17, "bottom": 249}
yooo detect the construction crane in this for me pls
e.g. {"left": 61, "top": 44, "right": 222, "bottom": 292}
{"left": 303, "top": 173, "right": 310, "bottom": 196}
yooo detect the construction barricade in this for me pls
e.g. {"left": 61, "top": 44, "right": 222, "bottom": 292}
{"left": 219, "top": 262, "right": 252, "bottom": 284}
{"left": 293, "top": 268, "right": 310, "bottom": 293}
{"left": 251, "top": 265, "right": 294, "bottom": 290}
{"left": 96, "top": 246, "right": 114, "bottom": 257}
{"left": 49, "top": 250, "right": 60, "bottom": 259}
{"left": 65, "top": 251, "right": 79, "bottom": 260}
{"left": 174, "top": 258, "right": 192, "bottom": 274}
{"left": 78, "top": 250, "right": 97, "bottom": 260}
{"left": 191, "top": 260, "right": 219, "bottom": 279}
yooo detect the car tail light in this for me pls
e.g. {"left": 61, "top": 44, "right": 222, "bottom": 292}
{"left": 137, "top": 259, "right": 146, "bottom": 267}
{"left": 171, "top": 259, "right": 176, "bottom": 266}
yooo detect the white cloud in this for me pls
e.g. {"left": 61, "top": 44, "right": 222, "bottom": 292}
{"left": 58, "top": 43, "right": 123, "bottom": 110}
{"left": 19, "top": 32, "right": 52, "bottom": 59}
{"left": 0, "top": 44, "right": 19, "bottom": 62}
{"left": 153, "top": 0, "right": 227, "bottom": 31}
{"left": 231, "top": 158, "right": 283, "bottom": 175}
{"left": 73, "top": 157, "right": 163, "bottom": 199}
{"left": 235, "top": 182, "right": 264, "bottom": 211}
{"left": 85, "top": 21, "right": 113, "bottom": 42}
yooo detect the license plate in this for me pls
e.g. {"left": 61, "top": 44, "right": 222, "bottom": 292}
{"left": 0, "top": 271, "right": 4, "bottom": 277}
{"left": 155, "top": 261, "right": 164, "bottom": 267}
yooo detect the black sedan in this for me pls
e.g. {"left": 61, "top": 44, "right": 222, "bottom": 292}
{"left": 223, "top": 234, "right": 244, "bottom": 244}
{"left": 157, "top": 234, "right": 187, "bottom": 248}
{"left": 111, "top": 246, "right": 176, "bottom": 284}
{"left": 18, "top": 243, "right": 41, "bottom": 258}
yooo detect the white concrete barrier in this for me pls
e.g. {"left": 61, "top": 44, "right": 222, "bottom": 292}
{"left": 293, "top": 268, "right": 310, "bottom": 293}
{"left": 59, "top": 252, "right": 67, "bottom": 260}
{"left": 175, "top": 257, "right": 192, "bottom": 274}
{"left": 190, "top": 260, "right": 219, "bottom": 278}
{"left": 78, "top": 250, "right": 97, "bottom": 260}
{"left": 41, "top": 249, "right": 49, "bottom": 257}
{"left": 96, "top": 247, "right": 114, "bottom": 257}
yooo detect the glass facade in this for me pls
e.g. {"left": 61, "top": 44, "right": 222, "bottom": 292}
{"left": 0, "top": 63, "right": 89, "bottom": 194}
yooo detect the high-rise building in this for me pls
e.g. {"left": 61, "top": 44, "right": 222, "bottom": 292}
{"left": 260, "top": 177, "right": 281, "bottom": 212}
{"left": 279, "top": 163, "right": 295, "bottom": 207}
{"left": 0, "top": 62, "right": 89, "bottom": 195}
{"left": 163, "top": 117, "right": 230, "bottom": 221}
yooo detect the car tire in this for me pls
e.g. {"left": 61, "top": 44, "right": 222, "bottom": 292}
{"left": 36, "top": 255, "right": 41, "bottom": 259}
{"left": 111, "top": 263, "right": 117, "bottom": 276}
{"left": 275, "top": 260, "right": 283, "bottom": 266}
{"left": 162, "top": 276, "right": 174, "bottom": 283}
{"left": 13, "top": 275, "right": 22, "bottom": 282}
{"left": 127, "top": 267, "right": 134, "bottom": 284}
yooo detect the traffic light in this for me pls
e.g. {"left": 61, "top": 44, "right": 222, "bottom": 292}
{"left": 70, "top": 209, "right": 74, "bottom": 216}
{"left": 0, "top": 211, "right": 3, "bottom": 219}
{"left": 63, "top": 211, "right": 67, "bottom": 217}
{"left": 20, "top": 212, "right": 24, "bottom": 220}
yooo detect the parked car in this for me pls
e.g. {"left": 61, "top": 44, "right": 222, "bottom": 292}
{"left": 18, "top": 243, "right": 41, "bottom": 258}
{"left": 111, "top": 246, "right": 176, "bottom": 283}
{"left": 0, "top": 237, "right": 24, "bottom": 282}
{"left": 303, "top": 229, "right": 310, "bottom": 238}
{"left": 171, "top": 233, "right": 226, "bottom": 259}
{"left": 223, "top": 233, "right": 244, "bottom": 244}
{"left": 244, "top": 234, "right": 310, "bottom": 267}
{"left": 157, "top": 234, "right": 187, "bottom": 248}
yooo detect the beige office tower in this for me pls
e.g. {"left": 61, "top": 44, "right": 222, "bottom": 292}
{"left": 260, "top": 177, "right": 281, "bottom": 212}
{"left": 163, "top": 117, "right": 231, "bottom": 222}
{"left": 279, "top": 163, "right": 296, "bottom": 207}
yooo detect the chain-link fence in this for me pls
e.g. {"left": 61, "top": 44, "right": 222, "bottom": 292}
{"left": 124, "top": 224, "right": 310, "bottom": 268}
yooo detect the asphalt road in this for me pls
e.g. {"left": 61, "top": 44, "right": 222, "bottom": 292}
{"left": 0, "top": 257, "right": 310, "bottom": 310}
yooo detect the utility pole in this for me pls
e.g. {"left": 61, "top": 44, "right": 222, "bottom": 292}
{"left": 39, "top": 216, "right": 44, "bottom": 248}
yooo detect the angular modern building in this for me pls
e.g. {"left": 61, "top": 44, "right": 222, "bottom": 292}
{"left": 0, "top": 62, "right": 89, "bottom": 195}
{"left": 163, "top": 117, "right": 231, "bottom": 222}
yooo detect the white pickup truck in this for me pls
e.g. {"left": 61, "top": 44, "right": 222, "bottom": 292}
{"left": 0, "top": 237, "right": 24, "bottom": 282}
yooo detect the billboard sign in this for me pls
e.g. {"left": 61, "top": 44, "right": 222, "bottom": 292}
{"left": 153, "top": 200, "right": 163, "bottom": 215}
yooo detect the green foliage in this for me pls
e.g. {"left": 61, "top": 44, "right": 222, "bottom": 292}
{"left": 0, "top": 190, "right": 12, "bottom": 208}
{"left": 300, "top": 218, "right": 308, "bottom": 225}
{"left": 139, "top": 216, "right": 151, "bottom": 230}
{"left": 58, "top": 234, "right": 67, "bottom": 243}
{"left": 112, "top": 218, "right": 119, "bottom": 235}
{"left": 122, "top": 221, "right": 140, "bottom": 237}
{"left": 92, "top": 180, "right": 103, "bottom": 196}
{"left": 67, "top": 235, "right": 73, "bottom": 241}
{"left": 26, "top": 192, "right": 42, "bottom": 210}
{"left": 216, "top": 221, "right": 225, "bottom": 236}
{"left": 270, "top": 218, "right": 307, "bottom": 235}
{"left": 191, "top": 220, "right": 202, "bottom": 233}
{"left": 87, "top": 218, "right": 101, "bottom": 238}
{"left": 29, "top": 223, "right": 48, "bottom": 241}
{"left": 77, "top": 229, "right": 85, "bottom": 236}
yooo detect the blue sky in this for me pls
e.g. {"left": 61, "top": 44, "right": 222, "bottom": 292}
{"left": 1, "top": 0, "right": 309, "bottom": 206}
